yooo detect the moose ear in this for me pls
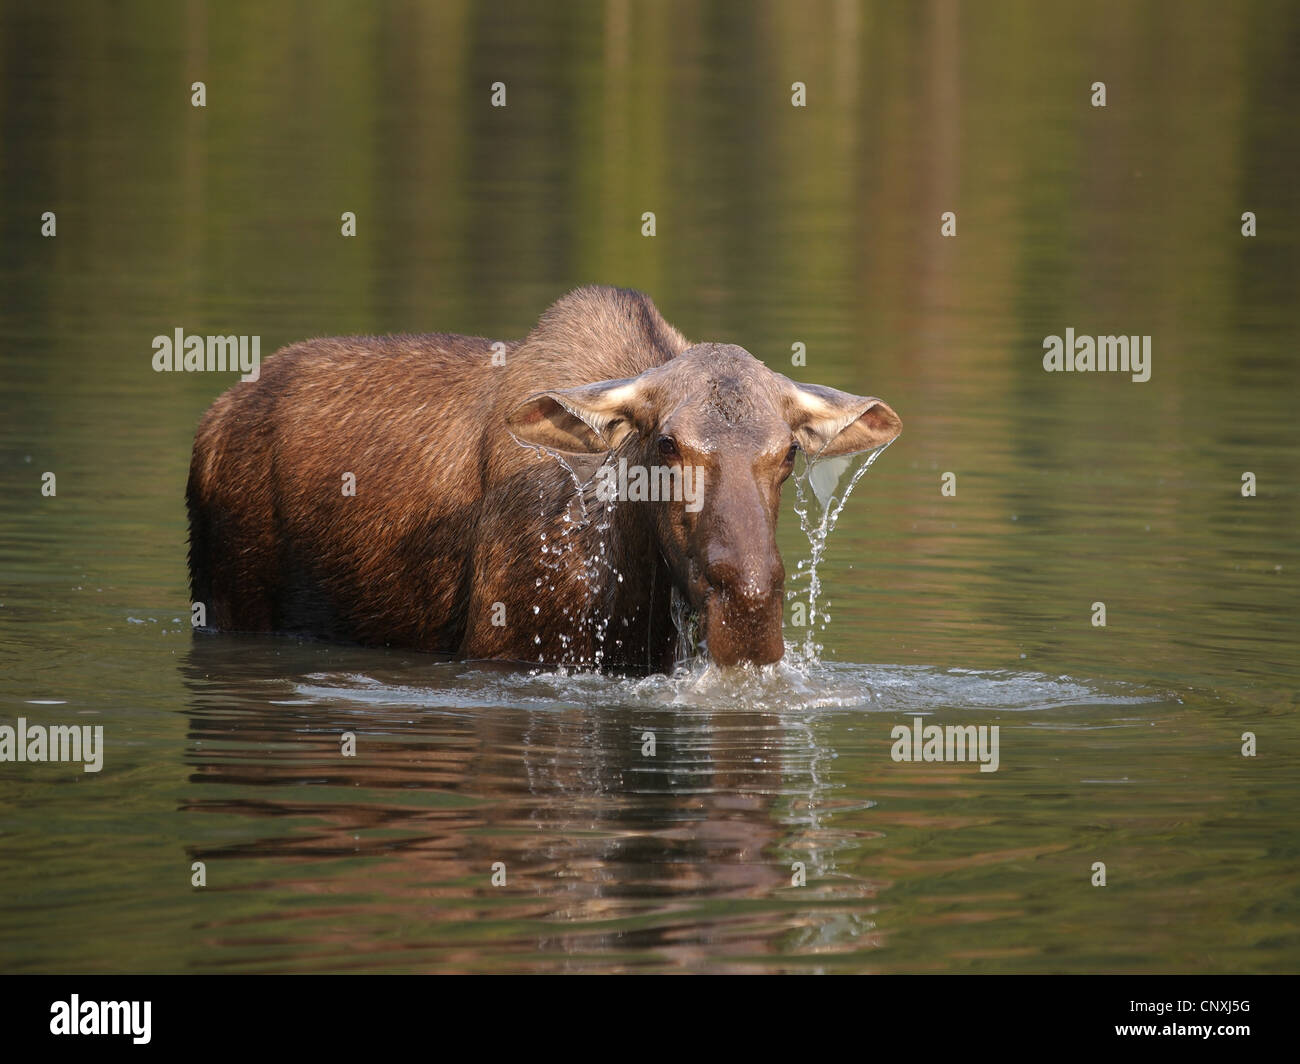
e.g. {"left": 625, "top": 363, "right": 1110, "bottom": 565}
{"left": 783, "top": 380, "right": 902, "bottom": 459}
{"left": 507, "top": 377, "right": 649, "bottom": 455}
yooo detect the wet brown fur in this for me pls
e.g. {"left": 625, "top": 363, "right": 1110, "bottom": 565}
{"left": 188, "top": 286, "right": 690, "bottom": 670}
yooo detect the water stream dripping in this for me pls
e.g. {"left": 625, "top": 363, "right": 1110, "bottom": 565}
{"left": 523, "top": 444, "right": 626, "bottom": 670}
{"left": 789, "top": 441, "right": 894, "bottom": 663}
{"left": 670, "top": 585, "right": 701, "bottom": 669}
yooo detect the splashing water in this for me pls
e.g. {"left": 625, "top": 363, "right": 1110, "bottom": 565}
{"left": 518, "top": 437, "right": 893, "bottom": 673}
{"left": 789, "top": 441, "right": 894, "bottom": 661}
{"left": 296, "top": 659, "right": 1164, "bottom": 716}
{"left": 670, "top": 585, "right": 701, "bottom": 669}
{"left": 523, "top": 445, "right": 626, "bottom": 670}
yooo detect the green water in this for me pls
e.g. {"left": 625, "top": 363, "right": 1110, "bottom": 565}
{"left": 0, "top": 0, "right": 1297, "bottom": 973}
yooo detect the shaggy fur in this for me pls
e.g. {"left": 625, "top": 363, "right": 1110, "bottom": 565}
{"left": 187, "top": 286, "right": 901, "bottom": 671}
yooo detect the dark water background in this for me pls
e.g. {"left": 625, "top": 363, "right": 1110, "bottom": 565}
{"left": 0, "top": 0, "right": 1297, "bottom": 972}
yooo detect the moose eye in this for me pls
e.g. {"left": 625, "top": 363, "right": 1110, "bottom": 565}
{"left": 785, "top": 442, "right": 799, "bottom": 463}
{"left": 658, "top": 436, "right": 680, "bottom": 459}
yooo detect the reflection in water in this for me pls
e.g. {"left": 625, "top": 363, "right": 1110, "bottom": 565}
{"left": 175, "top": 638, "right": 1159, "bottom": 971}
{"left": 179, "top": 640, "right": 867, "bottom": 970}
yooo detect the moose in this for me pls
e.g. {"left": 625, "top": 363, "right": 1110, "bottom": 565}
{"left": 186, "top": 286, "right": 901, "bottom": 671}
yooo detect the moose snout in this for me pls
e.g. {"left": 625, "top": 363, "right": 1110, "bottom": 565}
{"left": 704, "top": 553, "right": 785, "bottom": 604}
{"left": 701, "top": 576, "right": 787, "bottom": 667}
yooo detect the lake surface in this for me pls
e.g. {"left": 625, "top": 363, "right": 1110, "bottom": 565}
{"left": 0, "top": 0, "right": 1297, "bottom": 973}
